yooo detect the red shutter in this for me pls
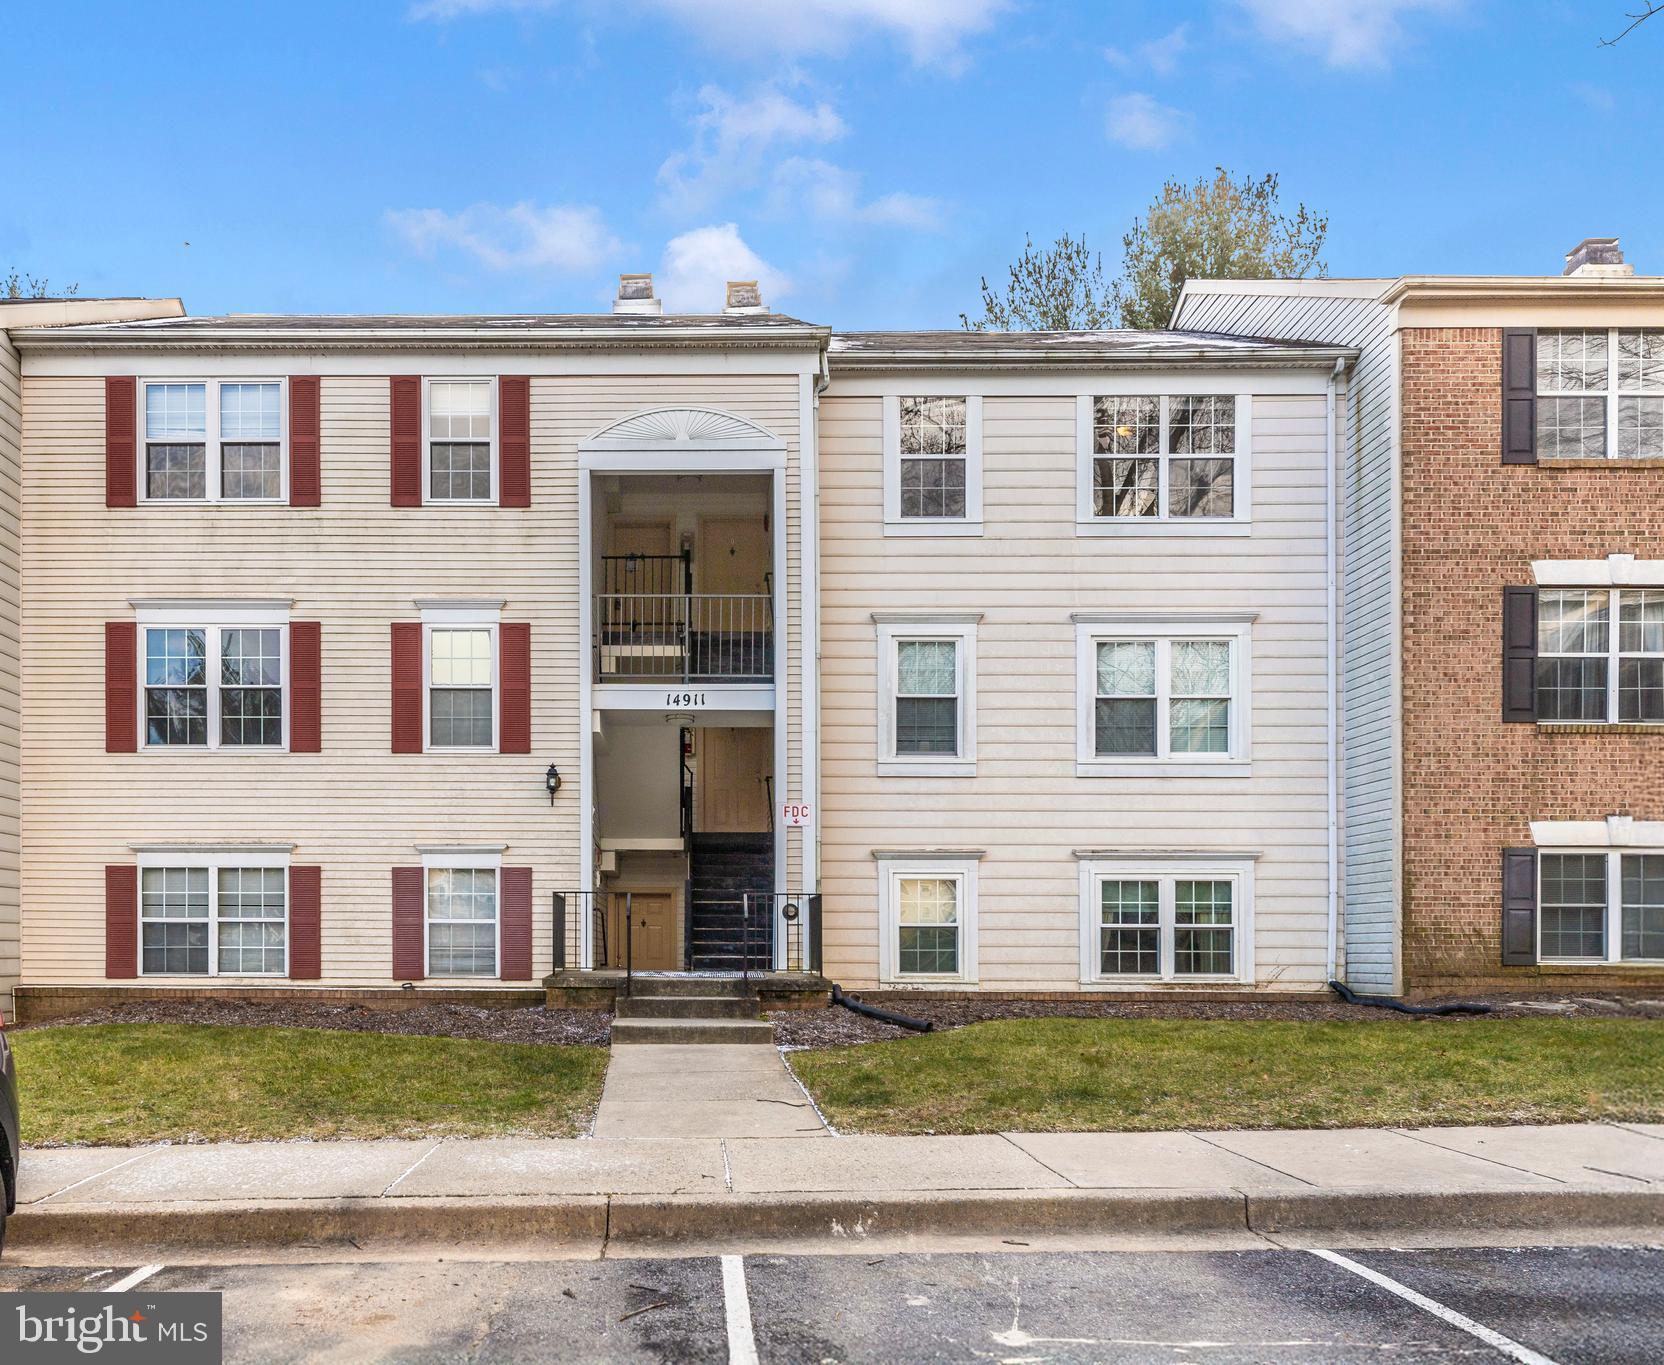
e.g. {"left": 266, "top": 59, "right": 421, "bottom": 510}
{"left": 289, "top": 865, "right": 322, "bottom": 979}
{"left": 500, "top": 866, "right": 533, "bottom": 979}
{"left": 391, "top": 622, "right": 424, "bottom": 753}
{"left": 105, "top": 622, "right": 138, "bottom": 753}
{"left": 105, "top": 865, "right": 138, "bottom": 979}
{"left": 290, "top": 621, "right": 322, "bottom": 753}
{"left": 390, "top": 376, "right": 422, "bottom": 507}
{"left": 499, "top": 375, "right": 531, "bottom": 508}
{"left": 106, "top": 377, "right": 137, "bottom": 507}
{"left": 500, "top": 622, "right": 531, "bottom": 754}
{"left": 392, "top": 866, "right": 425, "bottom": 980}
{"left": 289, "top": 376, "right": 321, "bottom": 507}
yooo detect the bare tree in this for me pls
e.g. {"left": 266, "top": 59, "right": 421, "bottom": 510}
{"left": 960, "top": 233, "right": 1116, "bottom": 332}
{"left": 2, "top": 269, "right": 78, "bottom": 300}
{"left": 1602, "top": 3, "right": 1664, "bottom": 44}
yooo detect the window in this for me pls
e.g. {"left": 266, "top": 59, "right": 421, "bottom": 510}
{"left": 882, "top": 395, "right": 982, "bottom": 535}
{"left": 1075, "top": 617, "right": 1251, "bottom": 775}
{"left": 426, "top": 862, "right": 498, "bottom": 976}
{"left": 1077, "top": 393, "right": 1250, "bottom": 532}
{"left": 1079, "top": 860, "right": 1253, "bottom": 983}
{"left": 1537, "top": 329, "right": 1664, "bottom": 459}
{"left": 1539, "top": 850, "right": 1664, "bottom": 963}
{"left": 141, "top": 380, "right": 285, "bottom": 502}
{"left": 876, "top": 617, "right": 978, "bottom": 776}
{"left": 139, "top": 611, "right": 288, "bottom": 751}
{"left": 426, "top": 379, "right": 496, "bottom": 503}
{"left": 1537, "top": 588, "right": 1664, "bottom": 723}
{"left": 878, "top": 856, "right": 978, "bottom": 983}
{"left": 138, "top": 853, "right": 288, "bottom": 977}
{"left": 428, "top": 627, "right": 496, "bottom": 750}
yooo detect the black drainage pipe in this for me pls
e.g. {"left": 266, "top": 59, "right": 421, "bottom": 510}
{"left": 831, "top": 983, "right": 934, "bottom": 1032}
{"left": 1329, "top": 979, "right": 1492, "bottom": 1017}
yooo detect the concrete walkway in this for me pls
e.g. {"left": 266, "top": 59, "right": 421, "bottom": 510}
{"left": 592, "top": 1044, "right": 829, "bottom": 1138}
{"left": 10, "top": 1122, "right": 1664, "bottom": 1258}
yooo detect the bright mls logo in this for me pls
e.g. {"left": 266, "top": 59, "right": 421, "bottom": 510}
{"left": 4, "top": 1292, "right": 221, "bottom": 1363}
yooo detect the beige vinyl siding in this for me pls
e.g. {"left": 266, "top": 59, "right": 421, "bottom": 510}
{"left": 0, "top": 333, "right": 20, "bottom": 1014}
{"left": 819, "top": 382, "right": 1335, "bottom": 991}
{"left": 19, "top": 368, "right": 802, "bottom": 987}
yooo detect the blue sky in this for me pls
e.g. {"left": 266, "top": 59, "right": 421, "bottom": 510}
{"left": 3, "top": 1, "right": 1659, "bottom": 325}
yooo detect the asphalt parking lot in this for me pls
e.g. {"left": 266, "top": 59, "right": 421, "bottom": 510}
{"left": 3, "top": 1243, "right": 1661, "bottom": 1362}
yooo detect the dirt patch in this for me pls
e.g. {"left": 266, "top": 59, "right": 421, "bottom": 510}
{"left": 772, "top": 990, "right": 1664, "bottom": 1049}
{"left": 16, "top": 998, "right": 611, "bottom": 1046}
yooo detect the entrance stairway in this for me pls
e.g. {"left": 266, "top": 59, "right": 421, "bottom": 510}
{"left": 687, "top": 832, "right": 774, "bottom": 971}
{"left": 610, "top": 975, "right": 771, "bottom": 1045}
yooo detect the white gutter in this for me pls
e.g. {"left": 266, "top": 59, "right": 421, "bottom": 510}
{"left": 1325, "top": 357, "right": 1344, "bottom": 983}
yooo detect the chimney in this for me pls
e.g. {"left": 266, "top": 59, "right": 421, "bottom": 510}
{"left": 1563, "top": 237, "right": 1633, "bottom": 278}
{"left": 723, "top": 280, "right": 767, "bottom": 316}
{"left": 613, "top": 273, "right": 662, "bottom": 316}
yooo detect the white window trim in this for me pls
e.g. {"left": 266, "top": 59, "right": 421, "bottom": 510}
{"left": 1077, "top": 856, "right": 1255, "bottom": 986}
{"left": 1075, "top": 393, "right": 1252, "bottom": 536}
{"left": 420, "top": 602, "right": 501, "bottom": 754}
{"left": 422, "top": 376, "right": 499, "bottom": 507}
{"left": 1536, "top": 845, "right": 1664, "bottom": 967}
{"left": 877, "top": 854, "right": 979, "bottom": 985}
{"left": 138, "top": 378, "right": 289, "bottom": 506}
{"left": 135, "top": 845, "right": 291, "bottom": 979}
{"left": 421, "top": 848, "right": 502, "bottom": 980}
{"left": 134, "top": 602, "right": 291, "bottom": 754}
{"left": 1073, "top": 615, "right": 1253, "bottom": 778}
{"left": 1535, "top": 585, "right": 1664, "bottom": 726}
{"left": 1533, "top": 554, "right": 1664, "bottom": 587}
{"left": 1536, "top": 327, "right": 1664, "bottom": 460}
{"left": 875, "top": 616, "right": 978, "bottom": 777}
{"left": 881, "top": 393, "right": 983, "bottom": 536}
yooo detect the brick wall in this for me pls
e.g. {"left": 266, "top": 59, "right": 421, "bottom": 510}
{"left": 1400, "top": 326, "right": 1664, "bottom": 990}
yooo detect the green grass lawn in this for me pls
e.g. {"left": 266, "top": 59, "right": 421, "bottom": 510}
{"left": 788, "top": 1018, "right": 1664, "bottom": 1135}
{"left": 13, "top": 1024, "right": 609, "bottom": 1145}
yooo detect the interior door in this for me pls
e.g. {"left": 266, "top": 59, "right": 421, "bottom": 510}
{"left": 697, "top": 726, "right": 772, "bottom": 832}
{"left": 610, "top": 890, "right": 676, "bottom": 971}
{"left": 698, "top": 517, "right": 770, "bottom": 595}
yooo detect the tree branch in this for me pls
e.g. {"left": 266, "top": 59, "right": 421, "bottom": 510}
{"left": 1601, "top": 2, "right": 1663, "bottom": 46}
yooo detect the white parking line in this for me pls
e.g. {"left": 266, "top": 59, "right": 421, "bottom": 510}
{"left": 105, "top": 1264, "right": 165, "bottom": 1294}
{"left": 1310, "top": 1249, "right": 1559, "bottom": 1365}
{"left": 721, "top": 1254, "right": 759, "bottom": 1365}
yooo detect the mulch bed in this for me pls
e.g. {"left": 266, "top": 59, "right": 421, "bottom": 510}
{"left": 770, "top": 990, "right": 1664, "bottom": 1050}
{"left": 16, "top": 999, "right": 612, "bottom": 1047}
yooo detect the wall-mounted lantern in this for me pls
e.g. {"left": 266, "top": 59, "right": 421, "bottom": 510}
{"left": 545, "top": 764, "right": 562, "bottom": 804}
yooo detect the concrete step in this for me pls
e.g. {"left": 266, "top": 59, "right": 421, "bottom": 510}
{"left": 613, "top": 994, "right": 760, "bottom": 1020}
{"left": 610, "top": 1017, "right": 774, "bottom": 1045}
{"left": 625, "top": 975, "right": 755, "bottom": 998}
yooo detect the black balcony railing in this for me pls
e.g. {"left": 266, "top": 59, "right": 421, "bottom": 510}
{"left": 594, "top": 592, "right": 773, "bottom": 683}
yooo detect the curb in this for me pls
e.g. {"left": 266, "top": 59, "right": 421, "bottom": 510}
{"left": 10, "top": 1187, "right": 1663, "bottom": 1256}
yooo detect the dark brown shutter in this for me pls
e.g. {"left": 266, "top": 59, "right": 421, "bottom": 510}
{"left": 390, "top": 375, "right": 422, "bottom": 507}
{"left": 290, "top": 621, "right": 322, "bottom": 753}
{"left": 391, "top": 622, "right": 423, "bottom": 754}
{"left": 105, "top": 621, "right": 138, "bottom": 752}
{"left": 1502, "top": 328, "right": 1537, "bottom": 464}
{"left": 1502, "top": 586, "right": 1538, "bottom": 723}
{"left": 105, "top": 377, "right": 137, "bottom": 507}
{"left": 1501, "top": 848, "right": 1538, "bottom": 966}
{"left": 500, "top": 866, "right": 533, "bottom": 979}
{"left": 289, "top": 865, "right": 322, "bottom": 979}
{"left": 500, "top": 622, "right": 531, "bottom": 754}
{"left": 289, "top": 376, "right": 321, "bottom": 507}
{"left": 499, "top": 375, "right": 531, "bottom": 508}
{"left": 105, "top": 864, "right": 138, "bottom": 979}
{"left": 392, "top": 866, "right": 425, "bottom": 980}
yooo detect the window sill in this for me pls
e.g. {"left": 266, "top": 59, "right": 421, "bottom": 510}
{"left": 420, "top": 500, "right": 501, "bottom": 509}
{"left": 1537, "top": 959, "right": 1664, "bottom": 970}
{"left": 1075, "top": 519, "right": 1251, "bottom": 538}
{"left": 1075, "top": 760, "right": 1251, "bottom": 779}
{"left": 137, "top": 498, "right": 290, "bottom": 508}
{"left": 424, "top": 747, "right": 501, "bottom": 755}
{"left": 1537, "top": 457, "right": 1664, "bottom": 470}
{"left": 1079, "top": 975, "right": 1249, "bottom": 988}
{"left": 878, "top": 759, "right": 976, "bottom": 778}
{"left": 879, "top": 976, "right": 978, "bottom": 989}
{"left": 883, "top": 520, "right": 983, "bottom": 538}
{"left": 139, "top": 747, "right": 291, "bottom": 756}
{"left": 1536, "top": 723, "right": 1664, "bottom": 735}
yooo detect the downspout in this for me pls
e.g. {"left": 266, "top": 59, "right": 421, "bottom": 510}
{"left": 806, "top": 349, "right": 830, "bottom": 904}
{"left": 1326, "top": 357, "right": 1344, "bottom": 984}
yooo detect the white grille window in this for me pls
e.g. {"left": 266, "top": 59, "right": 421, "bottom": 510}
{"left": 878, "top": 856, "right": 978, "bottom": 984}
{"left": 1079, "top": 623, "right": 1245, "bottom": 773}
{"left": 140, "top": 615, "right": 288, "bottom": 751}
{"left": 139, "top": 854, "right": 288, "bottom": 977}
{"left": 1537, "top": 588, "right": 1664, "bottom": 723}
{"left": 877, "top": 618, "right": 977, "bottom": 776}
{"left": 427, "top": 865, "right": 498, "bottom": 976}
{"left": 427, "top": 379, "right": 495, "bottom": 503}
{"left": 428, "top": 627, "right": 495, "bottom": 749}
{"left": 1539, "top": 850, "right": 1664, "bottom": 964}
{"left": 1080, "top": 860, "right": 1252, "bottom": 983}
{"left": 142, "top": 380, "right": 285, "bottom": 502}
{"left": 883, "top": 395, "right": 982, "bottom": 534}
{"left": 1538, "top": 329, "right": 1664, "bottom": 459}
{"left": 1082, "top": 394, "right": 1245, "bottom": 528}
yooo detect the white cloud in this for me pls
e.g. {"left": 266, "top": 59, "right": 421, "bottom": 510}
{"left": 1105, "top": 24, "right": 1189, "bottom": 77}
{"left": 770, "top": 158, "right": 942, "bottom": 230}
{"left": 386, "top": 201, "right": 621, "bottom": 272}
{"left": 1105, "top": 93, "right": 1189, "bottom": 152}
{"left": 659, "top": 83, "right": 845, "bottom": 215}
{"left": 658, "top": 223, "right": 790, "bottom": 312}
{"left": 409, "top": 0, "right": 1009, "bottom": 67}
{"left": 1234, "top": 0, "right": 1461, "bottom": 69}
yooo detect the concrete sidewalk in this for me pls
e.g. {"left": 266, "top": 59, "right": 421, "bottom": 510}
{"left": 592, "top": 1044, "right": 829, "bottom": 1138}
{"left": 11, "top": 1121, "right": 1664, "bottom": 1258}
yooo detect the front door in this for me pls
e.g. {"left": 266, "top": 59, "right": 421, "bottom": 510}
{"left": 697, "top": 726, "right": 772, "bottom": 832}
{"left": 610, "top": 890, "right": 676, "bottom": 971}
{"left": 699, "top": 517, "right": 770, "bottom": 595}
